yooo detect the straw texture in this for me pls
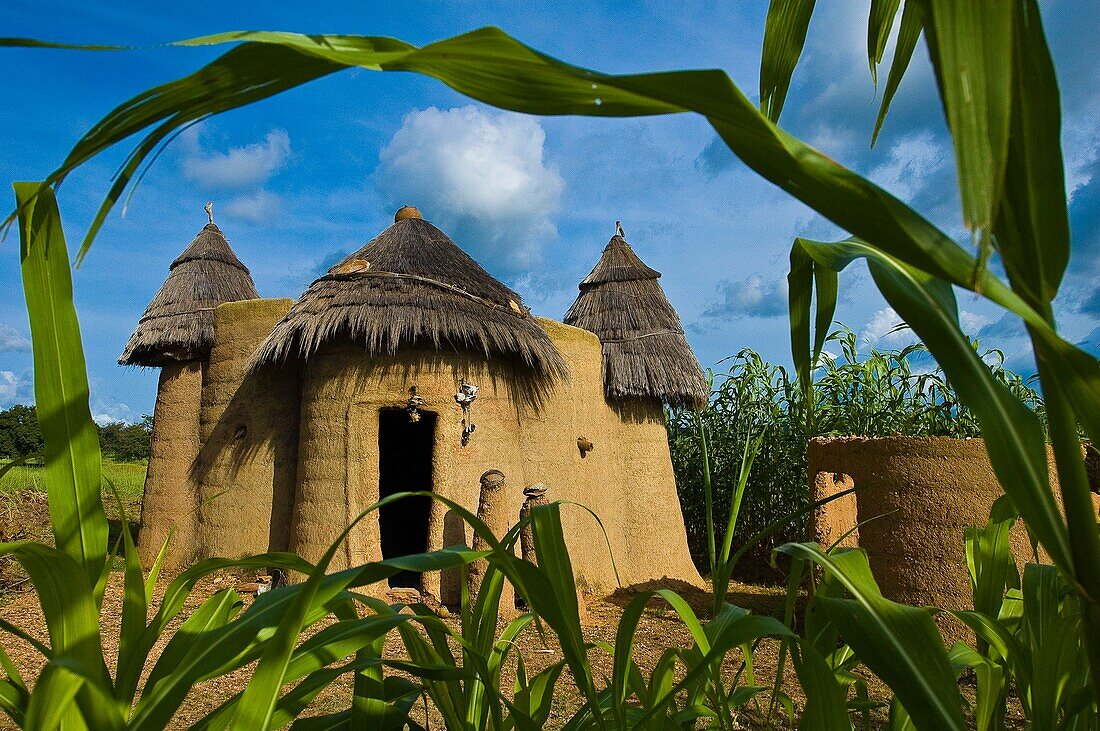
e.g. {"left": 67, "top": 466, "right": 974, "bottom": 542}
{"left": 120, "top": 223, "right": 259, "bottom": 366}
{"left": 564, "top": 232, "right": 707, "bottom": 408}
{"left": 254, "top": 214, "right": 567, "bottom": 380}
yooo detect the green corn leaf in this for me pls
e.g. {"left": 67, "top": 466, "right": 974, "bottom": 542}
{"left": 0, "top": 679, "right": 26, "bottom": 728}
{"left": 609, "top": 593, "right": 650, "bottom": 728}
{"left": 964, "top": 496, "right": 1020, "bottom": 626}
{"left": 993, "top": 0, "right": 1069, "bottom": 307}
{"left": 0, "top": 542, "right": 109, "bottom": 689}
{"left": 14, "top": 183, "right": 107, "bottom": 586}
{"left": 948, "top": 644, "right": 1007, "bottom": 731}
{"left": 920, "top": 0, "right": 1014, "bottom": 242}
{"left": 867, "top": 0, "right": 902, "bottom": 84}
{"left": 760, "top": 0, "right": 817, "bottom": 122}
{"left": 872, "top": 0, "right": 923, "bottom": 146}
{"left": 790, "top": 639, "right": 849, "bottom": 731}
{"left": 23, "top": 662, "right": 84, "bottom": 730}
{"left": 778, "top": 543, "right": 966, "bottom": 731}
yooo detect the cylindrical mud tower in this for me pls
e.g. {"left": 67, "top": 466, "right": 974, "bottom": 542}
{"left": 807, "top": 436, "right": 1100, "bottom": 611}
{"left": 137, "top": 361, "right": 203, "bottom": 566}
{"left": 469, "top": 470, "right": 516, "bottom": 612}
{"left": 196, "top": 299, "right": 300, "bottom": 559}
{"left": 119, "top": 212, "right": 260, "bottom": 568}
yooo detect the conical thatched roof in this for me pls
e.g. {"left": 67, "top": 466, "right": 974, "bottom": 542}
{"left": 253, "top": 207, "right": 567, "bottom": 380}
{"left": 119, "top": 220, "right": 259, "bottom": 366}
{"left": 564, "top": 226, "right": 707, "bottom": 409}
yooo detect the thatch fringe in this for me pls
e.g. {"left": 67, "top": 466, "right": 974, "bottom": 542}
{"left": 564, "top": 232, "right": 707, "bottom": 409}
{"left": 119, "top": 223, "right": 259, "bottom": 366}
{"left": 253, "top": 215, "right": 567, "bottom": 381}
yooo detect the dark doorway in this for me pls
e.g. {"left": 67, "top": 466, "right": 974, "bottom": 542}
{"left": 378, "top": 408, "right": 436, "bottom": 588}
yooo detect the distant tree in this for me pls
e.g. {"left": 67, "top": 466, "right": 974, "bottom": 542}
{"left": 0, "top": 404, "right": 44, "bottom": 458}
{"left": 0, "top": 404, "right": 150, "bottom": 462}
{"left": 98, "top": 420, "right": 151, "bottom": 463}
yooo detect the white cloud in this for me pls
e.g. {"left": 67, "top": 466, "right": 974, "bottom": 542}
{"left": 221, "top": 190, "right": 283, "bottom": 223}
{"left": 861, "top": 307, "right": 916, "bottom": 348}
{"left": 0, "top": 371, "right": 21, "bottom": 404}
{"left": 0, "top": 323, "right": 30, "bottom": 353}
{"left": 181, "top": 128, "right": 292, "bottom": 189}
{"left": 375, "top": 106, "right": 565, "bottom": 270}
{"left": 862, "top": 307, "right": 991, "bottom": 350}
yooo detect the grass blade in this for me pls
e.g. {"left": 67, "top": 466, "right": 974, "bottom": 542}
{"left": 759, "top": 0, "right": 817, "bottom": 122}
{"left": 14, "top": 182, "right": 107, "bottom": 586}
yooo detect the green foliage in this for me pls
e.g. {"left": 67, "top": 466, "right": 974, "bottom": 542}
{"left": 4, "top": 0, "right": 1100, "bottom": 725}
{"left": 668, "top": 331, "right": 1045, "bottom": 580}
{"left": 0, "top": 404, "right": 152, "bottom": 462}
{"left": 0, "top": 406, "right": 42, "bottom": 460}
{"left": 96, "top": 419, "right": 151, "bottom": 464}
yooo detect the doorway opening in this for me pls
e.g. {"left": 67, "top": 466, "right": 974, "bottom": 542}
{"left": 378, "top": 408, "right": 436, "bottom": 588}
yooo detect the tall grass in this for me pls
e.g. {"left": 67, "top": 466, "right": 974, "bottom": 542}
{"left": 668, "top": 328, "right": 1045, "bottom": 581}
{"left": 0, "top": 460, "right": 145, "bottom": 499}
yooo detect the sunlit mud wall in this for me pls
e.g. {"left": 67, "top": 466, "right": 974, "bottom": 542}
{"left": 808, "top": 436, "right": 1100, "bottom": 611}
{"left": 289, "top": 317, "right": 701, "bottom": 604}
{"left": 138, "top": 360, "right": 204, "bottom": 568}
{"left": 195, "top": 299, "right": 301, "bottom": 559}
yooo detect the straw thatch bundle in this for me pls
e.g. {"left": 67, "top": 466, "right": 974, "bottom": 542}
{"left": 120, "top": 222, "right": 259, "bottom": 366}
{"left": 564, "top": 228, "right": 707, "bottom": 408}
{"left": 253, "top": 207, "right": 567, "bottom": 380}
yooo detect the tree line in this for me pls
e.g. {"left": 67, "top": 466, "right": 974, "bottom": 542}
{"left": 0, "top": 404, "right": 152, "bottom": 463}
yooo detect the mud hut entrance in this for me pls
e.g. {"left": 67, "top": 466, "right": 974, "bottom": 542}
{"left": 377, "top": 408, "right": 436, "bottom": 588}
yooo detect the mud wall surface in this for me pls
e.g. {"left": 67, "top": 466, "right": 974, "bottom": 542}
{"left": 807, "top": 436, "right": 1100, "bottom": 611}
{"left": 195, "top": 298, "right": 299, "bottom": 559}
{"left": 290, "top": 317, "right": 700, "bottom": 604}
{"left": 517, "top": 319, "right": 702, "bottom": 595}
{"left": 138, "top": 360, "right": 203, "bottom": 568}
{"left": 291, "top": 341, "right": 528, "bottom": 602}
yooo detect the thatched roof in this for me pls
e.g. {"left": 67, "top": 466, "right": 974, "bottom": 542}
{"left": 564, "top": 227, "right": 707, "bottom": 409}
{"left": 253, "top": 207, "right": 567, "bottom": 380}
{"left": 119, "top": 221, "right": 259, "bottom": 366}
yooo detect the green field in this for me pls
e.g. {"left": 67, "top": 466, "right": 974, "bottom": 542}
{"left": 1, "top": 459, "right": 146, "bottom": 502}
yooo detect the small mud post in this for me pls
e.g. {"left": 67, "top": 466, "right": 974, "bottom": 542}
{"left": 468, "top": 469, "right": 515, "bottom": 612}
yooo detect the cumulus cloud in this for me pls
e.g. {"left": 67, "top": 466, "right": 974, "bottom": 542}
{"left": 0, "top": 323, "right": 30, "bottom": 353}
{"left": 180, "top": 127, "right": 292, "bottom": 189}
{"left": 375, "top": 106, "right": 565, "bottom": 271}
{"left": 0, "top": 371, "right": 20, "bottom": 404}
{"left": 702, "top": 273, "right": 788, "bottom": 319}
{"left": 862, "top": 307, "right": 989, "bottom": 349}
{"left": 221, "top": 190, "right": 283, "bottom": 223}
{"left": 0, "top": 370, "right": 32, "bottom": 407}
{"left": 861, "top": 308, "right": 915, "bottom": 348}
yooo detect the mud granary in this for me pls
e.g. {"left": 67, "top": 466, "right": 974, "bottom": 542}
{"left": 123, "top": 206, "right": 707, "bottom": 604}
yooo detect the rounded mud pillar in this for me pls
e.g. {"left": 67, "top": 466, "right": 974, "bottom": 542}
{"left": 138, "top": 360, "right": 204, "bottom": 568}
{"left": 805, "top": 436, "right": 1099, "bottom": 612}
{"left": 468, "top": 470, "right": 515, "bottom": 611}
{"left": 519, "top": 482, "right": 549, "bottom": 566}
{"left": 196, "top": 299, "right": 299, "bottom": 559}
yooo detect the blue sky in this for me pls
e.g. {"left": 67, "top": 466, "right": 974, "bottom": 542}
{"left": 1, "top": 1, "right": 1098, "bottom": 423}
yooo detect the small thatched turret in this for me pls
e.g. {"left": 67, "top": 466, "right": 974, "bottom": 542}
{"left": 126, "top": 207, "right": 259, "bottom": 567}
{"left": 564, "top": 223, "right": 707, "bottom": 409}
{"left": 254, "top": 206, "right": 567, "bottom": 380}
{"left": 120, "top": 213, "right": 259, "bottom": 366}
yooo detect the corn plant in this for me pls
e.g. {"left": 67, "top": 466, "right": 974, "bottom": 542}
{"left": 4, "top": 0, "right": 1100, "bottom": 726}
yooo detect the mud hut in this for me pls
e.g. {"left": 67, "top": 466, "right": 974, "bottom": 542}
{"left": 121, "top": 207, "right": 259, "bottom": 566}
{"left": 129, "top": 206, "right": 702, "bottom": 603}
{"left": 564, "top": 223, "right": 708, "bottom": 409}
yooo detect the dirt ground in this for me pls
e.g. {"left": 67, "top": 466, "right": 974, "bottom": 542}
{"left": 0, "top": 490, "right": 1026, "bottom": 729}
